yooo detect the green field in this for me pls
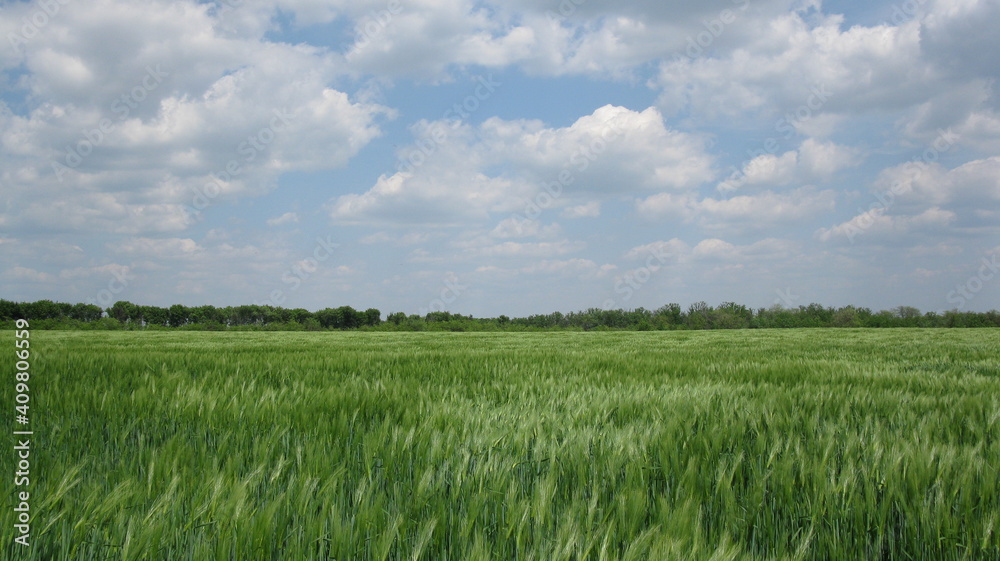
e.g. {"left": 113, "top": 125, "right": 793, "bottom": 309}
{"left": 3, "top": 329, "right": 999, "bottom": 560}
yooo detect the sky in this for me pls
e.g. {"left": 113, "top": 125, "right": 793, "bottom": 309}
{"left": 1, "top": 0, "right": 998, "bottom": 318}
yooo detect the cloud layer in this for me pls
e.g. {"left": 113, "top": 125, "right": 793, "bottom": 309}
{"left": 2, "top": 0, "right": 998, "bottom": 315}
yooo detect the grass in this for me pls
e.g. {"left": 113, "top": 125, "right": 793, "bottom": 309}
{"left": 2, "top": 329, "right": 998, "bottom": 560}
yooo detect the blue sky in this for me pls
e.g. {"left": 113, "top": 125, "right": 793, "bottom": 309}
{"left": 1, "top": 0, "right": 998, "bottom": 317}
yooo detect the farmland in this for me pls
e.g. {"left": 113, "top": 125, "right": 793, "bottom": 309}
{"left": 2, "top": 329, "right": 998, "bottom": 560}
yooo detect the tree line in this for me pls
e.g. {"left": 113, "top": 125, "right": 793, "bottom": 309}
{"left": 2, "top": 299, "right": 999, "bottom": 330}
{"left": 0, "top": 300, "right": 380, "bottom": 330}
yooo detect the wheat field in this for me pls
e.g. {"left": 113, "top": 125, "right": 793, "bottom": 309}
{"left": 2, "top": 329, "right": 998, "bottom": 560}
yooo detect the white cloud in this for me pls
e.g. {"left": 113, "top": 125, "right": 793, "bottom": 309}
{"left": 360, "top": 231, "right": 432, "bottom": 246}
{"left": 624, "top": 238, "right": 691, "bottom": 261}
{"left": 330, "top": 168, "right": 525, "bottom": 225}
{"left": 463, "top": 240, "right": 585, "bottom": 258}
{"left": 862, "top": 155, "right": 1000, "bottom": 220}
{"left": 798, "top": 138, "right": 860, "bottom": 177}
{"left": 637, "top": 186, "right": 836, "bottom": 231}
{"left": 718, "top": 151, "right": 799, "bottom": 191}
{"left": 951, "top": 109, "right": 1000, "bottom": 152}
{"left": 472, "top": 258, "right": 613, "bottom": 280}
{"left": 695, "top": 187, "right": 837, "bottom": 229}
{"left": 487, "top": 105, "right": 715, "bottom": 192}
{"left": 111, "top": 237, "right": 203, "bottom": 258}
{"left": 2, "top": 266, "right": 56, "bottom": 283}
{"left": 518, "top": 258, "right": 603, "bottom": 276}
{"left": 337, "top": 0, "right": 803, "bottom": 80}
{"left": 267, "top": 212, "right": 300, "bottom": 226}
{"left": 717, "top": 138, "right": 859, "bottom": 192}
{"left": 343, "top": 0, "right": 536, "bottom": 78}
{"left": 692, "top": 238, "right": 737, "bottom": 259}
{"left": 653, "top": 13, "right": 934, "bottom": 120}
{"left": 490, "top": 217, "right": 562, "bottom": 239}
{"left": 13, "top": 192, "right": 194, "bottom": 235}
{"left": 692, "top": 237, "right": 797, "bottom": 260}
{"left": 58, "top": 263, "right": 132, "bottom": 281}
{"left": 633, "top": 192, "right": 695, "bottom": 219}
{"left": 561, "top": 201, "right": 601, "bottom": 218}
{"left": 906, "top": 243, "right": 964, "bottom": 258}
{"left": 329, "top": 105, "right": 714, "bottom": 225}
{"left": 817, "top": 206, "right": 956, "bottom": 243}
{"left": 622, "top": 236, "right": 796, "bottom": 266}
{"left": 921, "top": 0, "right": 1000, "bottom": 81}
{"left": 0, "top": 0, "right": 389, "bottom": 236}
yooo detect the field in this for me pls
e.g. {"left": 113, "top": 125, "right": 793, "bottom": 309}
{"left": 2, "top": 329, "right": 999, "bottom": 560}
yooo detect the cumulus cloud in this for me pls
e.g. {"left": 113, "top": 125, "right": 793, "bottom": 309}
{"left": 337, "top": 0, "right": 804, "bottom": 79}
{"left": 57, "top": 263, "right": 133, "bottom": 282}
{"left": 2, "top": 266, "right": 56, "bottom": 283}
{"left": 637, "top": 186, "right": 837, "bottom": 231}
{"left": 517, "top": 258, "right": 605, "bottom": 276}
{"left": 691, "top": 237, "right": 797, "bottom": 260}
{"left": 624, "top": 238, "right": 690, "bottom": 259}
{"left": 653, "top": 13, "right": 934, "bottom": 120}
{"left": 0, "top": 0, "right": 389, "bottom": 236}
{"left": 267, "top": 212, "right": 300, "bottom": 226}
{"left": 818, "top": 155, "right": 1000, "bottom": 244}
{"left": 110, "top": 237, "right": 203, "bottom": 258}
{"left": 877, "top": 155, "right": 999, "bottom": 213}
{"left": 489, "top": 217, "right": 562, "bottom": 239}
{"left": 472, "top": 258, "right": 613, "bottom": 283}
{"left": 329, "top": 105, "right": 714, "bottom": 225}
{"left": 716, "top": 138, "right": 859, "bottom": 192}
{"left": 920, "top": 0, "right": 1000, "bottom": 82}
{"left": 648, "top": 0, "right": 1000, "bottom": 165}
{"left": 462, "top": 240, "right": 585, "bottom": 259}
{"left": 817, "top": 207, "right": 956, "bottom": 243}
{"left": 561, "top": 201, "right": 601, "bottom": 218}
{"left": 360, "top": 231, "right": 432, "bottom": 246}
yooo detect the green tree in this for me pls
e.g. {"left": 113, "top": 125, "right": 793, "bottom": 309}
{"left": 168, "top": 304, "right": 189, "bottom": 327}
{"left": 108, "top": 301, "right": 139, "bottom": 324}
{"left": 71, "top": 303, "right": 104, "bottom": 322}
{"left": 0, "top": 299, "right": 23, "bottom": 320}
{"left": 289, "top": 308, "right": 313, "bottom": 324}
{"left": 141, "top": 305, "right": 169, "bottom": 327}
{"left": 654, "top": 303, "right": 684, "bottom": 327}
{"left": 314, "top": 308, "right": 339, "bottom": 329}
{"left": 686, "top": 301, "right": 711, "bottom": 330}
{"left": 23, "top": 300, "right": 61, "bottom": 320}
{"left": 713, "top": 302, "right": 751, "bottom": 329}
{"left": 363, "top": 308, "right": 382, "bottom": 326}
{"left": 832, "top": 306, "right": 860, "bottom": 327}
